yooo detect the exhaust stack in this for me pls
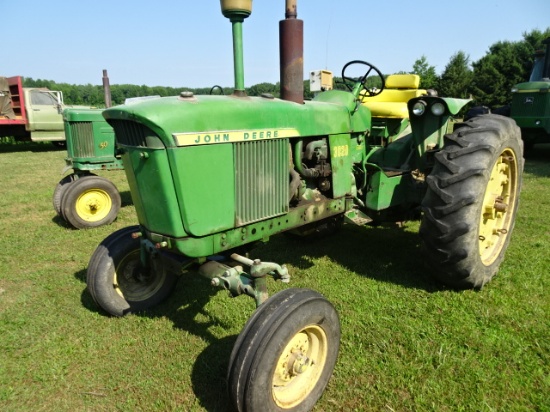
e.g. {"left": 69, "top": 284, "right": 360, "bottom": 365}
{"left": 279, "top": 0, "right": 304, "bottom": 103}
{"left": 102, "top": 69, "right": 112, "bottom": 108}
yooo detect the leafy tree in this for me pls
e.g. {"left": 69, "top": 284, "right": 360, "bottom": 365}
{"left": 469, "top": 28, "right": 550, "bottom": 107}
{"left": 303, "top": 80, "right": 313, "bottom": 100}
{"left": 247, "top": 82, "right": 279, "bottom": 97}
{"left": 518, "top": 29, "right": 550, "bottom": 77}
{"left": 469, "top": 41, "right": 525, "bottom": 107}
{"left": 438, "top": 51, "right": 473, "bottom": 98}
{"left": 411, "top": 56, "right": 439, "bottom": 89}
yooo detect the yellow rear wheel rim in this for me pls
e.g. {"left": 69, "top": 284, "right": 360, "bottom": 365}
{"left": 478, "top": 148, "right": 518, "bottom": 265}
{"left": 75, "top": 189, "right": 112, "bottom": 222}
{"left": 272, "top": 325, "right": 328, "bottom": 409}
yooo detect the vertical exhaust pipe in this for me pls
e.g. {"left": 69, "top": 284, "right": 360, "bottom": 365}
{"left": 102, "top": 69, "right": 112, "bottom": 108}
{"left": 280, "top": 0, "right": 304, "bottom": 103}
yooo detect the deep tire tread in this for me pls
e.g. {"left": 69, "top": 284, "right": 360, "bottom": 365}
{"left": 420, "top": 114, "right": 523, "bottom": 289}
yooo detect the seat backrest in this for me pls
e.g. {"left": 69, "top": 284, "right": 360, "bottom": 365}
{"left": 361, "top": 74, "right": 426, "bottom": 118}
{"left": 385, "top": 74, "right": 421, "bottom": 89}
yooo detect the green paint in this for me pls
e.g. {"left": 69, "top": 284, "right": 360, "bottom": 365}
{"left": 102, "top": 82, "right": 466, "bottom": 267}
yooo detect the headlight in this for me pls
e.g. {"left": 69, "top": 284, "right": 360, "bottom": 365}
{"left": 511, "top": 87, "right": 518, "bottom": 93}
{"left": 412, "top": 101, "right": 427, "bottom": 116}
{"left": 431, "top": 102, "right": 446, "bottom": 116}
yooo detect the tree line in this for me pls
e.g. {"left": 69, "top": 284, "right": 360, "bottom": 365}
{"left": 23, "top": 28, "right": 550, "bottom": 110}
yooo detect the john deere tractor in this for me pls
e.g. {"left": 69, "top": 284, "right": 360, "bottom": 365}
{"left": 53, "top": 71, "right": 122, "bottom": 229}
{"left": 510, "top": 37, "right": 550, "bottom": 149}
{"left": 52, "top": 108, "right": 122, "bottom": 229}
{"left": 85, "top": 1, "right": 523, "bottom": 410}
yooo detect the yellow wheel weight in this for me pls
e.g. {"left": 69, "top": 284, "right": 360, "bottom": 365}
{"left": 75, "top": 188, "right": 113, "bottom": 222}
{"left": 478, "top": 148, "right": 519, "bottom": 265}
{"left": 272, "top": 325, "right": 328, "bottom": 409}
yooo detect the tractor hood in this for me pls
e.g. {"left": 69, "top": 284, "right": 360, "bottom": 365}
{"left": 512, "top": 80, "right": 550, "bottom": 92}
{"left": 102, "top": 90, "right": 369, "bottom": 148}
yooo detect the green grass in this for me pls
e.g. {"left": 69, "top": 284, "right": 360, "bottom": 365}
{"left": 0, "top": 141, "right": 549, "bottom": 411}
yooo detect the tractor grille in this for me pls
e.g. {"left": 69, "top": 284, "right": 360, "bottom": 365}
{"left": 69, "top": 122, "right": 95, "bottom": 158}
{"left": 234, "top": 139, "right": 289, "bottom": 226}
{"left": 511, "top": 93, "right": 548, "bottom": 117}
{"left": 109, "top": 120, "right": 155, "bottom": 147}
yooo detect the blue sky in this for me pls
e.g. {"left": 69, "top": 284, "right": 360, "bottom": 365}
{"left": 4, "top": 0, "right": 549, "bottom": 88}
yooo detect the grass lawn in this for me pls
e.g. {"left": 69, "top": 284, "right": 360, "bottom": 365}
{"left": 0, "top": 141, "right": 548, "bottom": 411}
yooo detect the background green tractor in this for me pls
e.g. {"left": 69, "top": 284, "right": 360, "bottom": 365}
{"left": 52, "top": 108, "right": 123, "bottom": 229}
{"left": 85, "top": 1, "right": 523, "bottom": 410}
{"left": 510, "top": 37, "right": 550, "bottom": 149}
{"left": 53, "top": 74, "right": 227, "bottom": 230}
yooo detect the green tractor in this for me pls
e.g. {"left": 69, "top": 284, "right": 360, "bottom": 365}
{"left": 53, "top": 74, "right": 228, "bottom": 229}
{"left": 53, "top": 70, "right": 123, "bottom": 229}
{"left": 52, "top": 107, "right": 123, "bottom": 229}
{"left": 510, "top": 37, "right": 550, "bottom": 149}
{"left": 86, "top": 1, "right": 523, "bottom": 410}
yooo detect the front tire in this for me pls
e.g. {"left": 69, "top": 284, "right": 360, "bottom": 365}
{"left": 228, "top": 288, "right": 340, "bottom": 412}
{"left": 420, "top": 114, "right": 523, "bottom": 289}
{"left": 86, "top": 226, "right": 178, "bottom": 316}
{"left": 61, "top": 175, "right": 121, "bottom": 229}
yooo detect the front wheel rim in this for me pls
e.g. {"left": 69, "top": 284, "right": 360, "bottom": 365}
{"left": 478, "top": 148, "right": 519, "bottom": 265}
{"left": 76, "top": 188, "right": 112, "bottom": 222}
{"left": 272, "top": 325, "right": 328, "bottom": 409}
{"left": 113, "top": 251, "right": 166, "bottom": 302}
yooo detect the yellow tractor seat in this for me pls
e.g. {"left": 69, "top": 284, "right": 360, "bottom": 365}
{"left": 361, "top": 74, "right": 426, "bottom": 118}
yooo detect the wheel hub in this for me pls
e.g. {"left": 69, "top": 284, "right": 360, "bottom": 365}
{"left": 76, "top": 188, "right": 112, "bottom": 221}
{"left": 291, "top": 352, "right": 311, "bottom": 375}
{"left": 113, "top": 251, "right": 165, "bottom": 301}
{"left": 272, "top": 325, "right": 328, "bottom": 408}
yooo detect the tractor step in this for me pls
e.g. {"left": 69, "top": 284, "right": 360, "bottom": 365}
{"left": 344, "top": 209, "right": 373, "bottom": 226}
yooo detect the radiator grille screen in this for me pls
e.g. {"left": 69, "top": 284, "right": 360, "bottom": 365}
{"left": 234, "top": 139, "right": 289, "bottom": 226}
{"left": 110, "top": 120, "right": 154, "bottom": 147}
{"left": 69, "top": 122, "right": 95, "bottom": 157}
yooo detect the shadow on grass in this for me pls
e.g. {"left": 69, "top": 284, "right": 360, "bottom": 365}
{"left": 76, "top": 269, "right": 107, "bottom": 316}
{"left": 524, "top": 144, "right": 550, "bottom": 177}
{"left": 191, "top": 335, "right": 237, "bottom": 412}
{"left": 120, "top": 190, "right": 133, "bottom": 207}
{"left": 159, "top": 276, "right": 238, "bottom": 411}
{"left": 78, "top": 266, "right": 238, "bottom": 410}
{"left": 51, "top": 214, "right": 71, "bottom": 228}
{"left": 251, "top": 222, "right": 445, "bottom": 293}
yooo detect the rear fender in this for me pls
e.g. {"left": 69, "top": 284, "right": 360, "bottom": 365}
{"left": 407, "top": 96, "right": 470, "bottom": 171}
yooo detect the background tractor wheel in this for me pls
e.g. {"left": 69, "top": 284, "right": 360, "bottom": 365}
{"left": 61, "top": 175, "right": 121, "bottom": 229}
{"left": 420, "top": 114, "right": 523, "bottom": 289}
{"left": 86, "top": 226, "right": 178, "bottom": 316}
{"left": 227, "top": 288, "right": 340, "bottom": 412}
{"left": 52, "top": 173, "right": 78, "bottom": 216}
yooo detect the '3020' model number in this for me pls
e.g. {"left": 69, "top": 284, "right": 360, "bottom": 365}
{"left": 332, "top": 145, "right": 349, "bottom": 158}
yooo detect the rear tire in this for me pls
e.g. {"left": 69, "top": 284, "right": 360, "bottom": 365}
{"left": 228, "top": 288, "right": 340, "bottom": 412}
{"left": 420, "top": 114, "right": 523, "bottom": 289}
{"left": 61, "top": 175, "right": 121, "bottom": 229}
{"left": 86, "top": 226, "right": 178, "bottom": 316}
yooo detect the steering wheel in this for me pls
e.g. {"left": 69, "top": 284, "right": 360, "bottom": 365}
{"left": 209, "top": 85, "right": 225, "bottom": 95}
{"left": 341, "top": 60, "right": 385, "bottom": 97}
